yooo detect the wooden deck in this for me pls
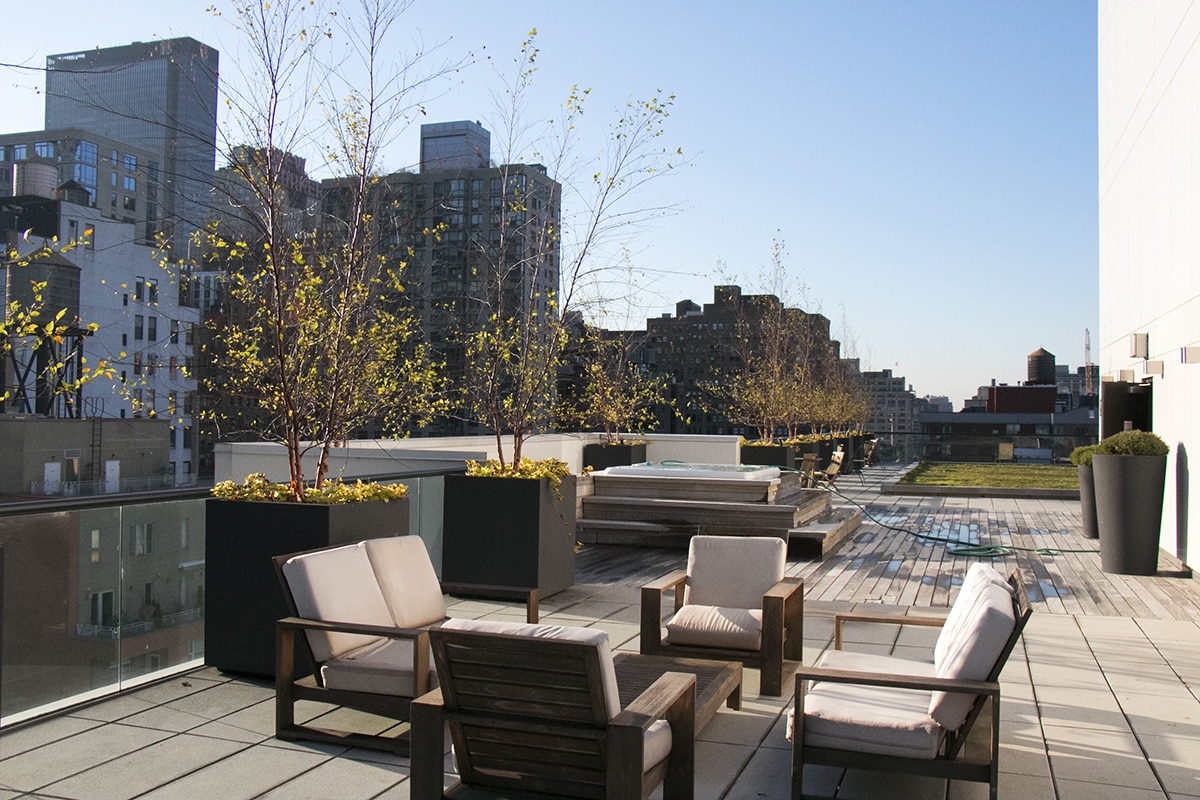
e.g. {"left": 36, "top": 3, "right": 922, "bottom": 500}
{"left": 577, "top": 462, "right": 1200, "bottom": 620}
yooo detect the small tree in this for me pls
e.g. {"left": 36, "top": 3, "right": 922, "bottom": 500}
{"left": 558, "top": 329, "right": 668, "bottom": 444}
{"left": 191, "top": 0, "right": 454, "bottom": 500}
{"left": 456, "top": 32, "right": 683, "bottom": 470}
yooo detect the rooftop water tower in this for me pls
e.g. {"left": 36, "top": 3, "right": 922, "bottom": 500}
{"left": 1027, "top": 347, "right": 1056, "bottom": 385}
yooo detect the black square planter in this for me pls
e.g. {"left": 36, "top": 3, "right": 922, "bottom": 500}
{"left": 583, "top": 442, "right": 647, "bottom": 471}
{"left": 442, "top": 474, "right": 576, "bottom": 598}
{"left": 204, "top": 497, "right": 409, "bottom": 677}
{"left": 740, "top": 443, "right": 795, "bottom": 469}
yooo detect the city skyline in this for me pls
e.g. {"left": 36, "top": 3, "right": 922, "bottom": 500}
{"left": 0, "top": 1, "right": 1099, "bottom": 409}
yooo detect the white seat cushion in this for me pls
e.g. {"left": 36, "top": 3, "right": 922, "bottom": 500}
{"left": 815, "top": 648, "right": 936, "bottom": 677}
{"left": 930, "top": 580, "right": 1016, "bottom": 730}
{"left": 684, "top": 535, "right": 786, "bottom": 609}
{"left": 787, "top": 644, "right": 944, "bottom": 759}
{"left": 320, "top": 636, "right": 437, "bottom": 696}
{"left": 362, "top": 537, "right": 447, "bottom": 629}
{"left": 439, "top": 618, "right": 672, "bottom": 773}
{"left": 666, "top": 604, "right": 763, "bottom": 650}
{"left": 789, "top": 679, "right": 944, "bottom": 760}
{"left": 281, "top": 544, "right": 394, "bottom": 662}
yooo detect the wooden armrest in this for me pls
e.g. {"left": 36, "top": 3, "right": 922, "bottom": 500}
{"left": 764, "top": 577, "right": 804, "bottom": 602}
{"left": 412, "top": 686, "right": 444, "bottom": 709}
{"left": 277, "top": 616, "right": 431, "bottom": 640}
{"left": 613, "top": 671, "right": 696, "bottom": 732}
{"left": 794, "top": 665, "right": 1000, "bottom": 697}
{"left": 440, "top": 582, "right": 539, "bottom": 623}
{"left": 833, "top": 611, "right": 946, "bottom": 650}
{"left": 640, "top": 571, "right": 688, "bottom": 654}
{"left": 642, "top": 570, "right": 688, "bottom": 594}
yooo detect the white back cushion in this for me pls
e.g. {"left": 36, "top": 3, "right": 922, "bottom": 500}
{"left": 929, "top": 580, "right": 1016, "bottom": 730}
{"left": 441, "top": 618, "right": 621, "bottom": 719}
{"left": 684, "top": 535, "right": 786, "bottom": 609}
{"left": 933, "top": 564, "right": 1013, "bottom": 666}
{"left": 281, "top": 543, "right": 394, "bottom": 662}
{"left": 362, "top": 537, "right": 447, "bottom": 629}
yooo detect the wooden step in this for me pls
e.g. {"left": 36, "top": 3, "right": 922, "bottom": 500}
{"left": 575, "top": 519, "right": 698, "bottom": 548}
{"left": 788, "top": 507, "right": 863, "bottom": 560}
{"left": 590, "top": 474, "right": 779, "bottom": 503}
{"left": 582, "top": 494, "right": 819, "bottom": 528}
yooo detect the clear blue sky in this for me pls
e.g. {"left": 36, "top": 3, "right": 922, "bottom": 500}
{"left": 1, "top": 1, "right": 1098, "bottom": 409}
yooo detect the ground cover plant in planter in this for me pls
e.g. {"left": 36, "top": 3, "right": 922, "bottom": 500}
{"left": 442, "top": 458, "right": 576, "bottom": 597}
{"left": 1091, "top": 430, "right": 1170, "bottom": 575}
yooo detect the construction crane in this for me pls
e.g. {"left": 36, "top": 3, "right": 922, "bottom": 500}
{"left": 1084, "top": 328, "right": 1095, "bottom": 394}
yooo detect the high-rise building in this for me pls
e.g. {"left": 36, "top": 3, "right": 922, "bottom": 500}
{"left": 0, "top": 129, "right": 157, "bottom": 243}
{"left": 642, "top": 285, "right": 835, "bottom": 436}
{"left": 45, "top": 38, "right": 219, "bottom": 246}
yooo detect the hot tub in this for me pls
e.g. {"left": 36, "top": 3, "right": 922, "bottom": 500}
{"left": 600, "top": 462, "right": 781, "bottom": 480}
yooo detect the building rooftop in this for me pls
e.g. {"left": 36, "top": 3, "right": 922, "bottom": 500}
{"left": 2, "top": 464, "right": 1198, "bottom": 798}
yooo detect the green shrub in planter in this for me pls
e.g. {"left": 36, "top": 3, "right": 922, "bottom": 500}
{"left": 1091, "top": 431, "right": 1170, "bottom": 575}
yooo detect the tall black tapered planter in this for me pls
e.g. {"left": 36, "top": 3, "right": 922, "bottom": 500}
{"left": 1093, "top": 454, "right": 1166, "bottom": 576}
{"left": 442, "top": 475, "right": 576, "bottom": 597}
{"left": 583, "top": 442, "right": 647, "bottom": 471}
{"left": 1078, "top": 465, "right": 1099, "bottom": 539}
{"left": 204, "top": 498, "right": 408, "bottom": 677}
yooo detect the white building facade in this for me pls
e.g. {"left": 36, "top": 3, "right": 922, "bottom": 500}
{"left": 1098, "top": 2, "right": 1200, "bottom": 568}
{"left": 11, "top": 199, "right": 201, "bottom": 484}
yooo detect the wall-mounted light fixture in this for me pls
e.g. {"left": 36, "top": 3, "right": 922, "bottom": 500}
{"left": 1145, "top": 360, "right": 1164, "bottom": 376}
{"left": 1182, "top": 346, "right": 1200, "bottom": 364}
{"left": 1130, "top": 332, "right": 1149, "bottom": 359}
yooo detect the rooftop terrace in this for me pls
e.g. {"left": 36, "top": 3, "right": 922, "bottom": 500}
{"left": 2, "top": 464, "right": 1198, "bottom": 798}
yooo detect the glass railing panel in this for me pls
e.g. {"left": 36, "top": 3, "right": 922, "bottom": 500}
{"left": 1, "top": 507, "right": 124, "bottom": 723}
{"left": 110, "top": 499, "right": 207, "bottom": 688}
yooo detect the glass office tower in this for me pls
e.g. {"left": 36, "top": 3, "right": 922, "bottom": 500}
{"left": 45, "top": 38, "right": 219, "bottom": 247}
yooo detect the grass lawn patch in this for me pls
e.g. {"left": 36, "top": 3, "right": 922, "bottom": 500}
{"left": 899, "top": 462, "right": 1079, "bottom": 490}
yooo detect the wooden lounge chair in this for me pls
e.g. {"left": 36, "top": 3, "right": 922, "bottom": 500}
{"left": 789, "top": 564, "right": 1032, "bottom": 800}
{"left": 640, "top": 535, "right": 803, "bottom": 696}
{"left": 813, "top": 449, "right": 844, "bottom": 489}
{"left": 797, "top": 452, "right": 819, "bottom": 488}
{"left": 273, "top": 536, "right": 536, "bottom": 756}
{"left": 411, "top": 618, "right": 696, "bottom": 800}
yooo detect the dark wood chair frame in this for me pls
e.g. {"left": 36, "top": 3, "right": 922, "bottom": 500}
{"left": 791, "top": 570, "right": 1032, "bottom": 800}
{"left": 797, "top": 452, "right": 819, "bottom": 488}
{"left": 641, "top": 572, "right": 803, "bottom": 696}
{"left": 411, "top": 627, "right": 696, "bottom": 800}
{"left": 271, "top": 545, "right": 538, "bottom": 756}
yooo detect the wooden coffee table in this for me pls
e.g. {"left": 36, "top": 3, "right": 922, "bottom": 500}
{"left": 613, "top": 652, "right": 742, "bottom": 731}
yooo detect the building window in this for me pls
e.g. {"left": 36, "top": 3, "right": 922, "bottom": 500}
{"left": 124, "top": 153, "right": 137, "bottom": 171}
{"left": 147, "top": 316, "right": 157, "bottom": 341}
{"left": 12, "top": 144, "right": 26, "bottom": 160}
{"left": 75, "top": 140, "right": 98, "bottom": 165}
{"left": 170, "top": 320, "right": 179, "bottom": 343}
{"left": 133, "top": 353, "right": 142, "bottom": 375}
{"left": 123, "top": 196, "right": 136, "bottom": 211}
{"left": 34, "top": 141, "right": 53, "bottom": 158}
{"left": 134, "top": 315, "right": 144, "bottom": 340}
{"left": 168, "top": 391, "right": 177, "bottom": 415}
{"left": 147, "top": 279, "right": 158, "bottom": 304}
{"left": 133, "top": 523, "right": 153, "bottom": 555}
{"left": 89, "top": 590, "right": 115, "bottom": 626}
{"left": 169, "top": 356, "right": 177, "bottom": 377}
{"left": 111, "top": 150, "right": 119, "bottom": 166}
{"left": 123, "top": 175, "right": 136, "bottom": 191}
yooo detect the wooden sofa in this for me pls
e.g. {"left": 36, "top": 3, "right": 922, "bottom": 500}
{"left": 272, "top": 536, "right": 536, "bottom": 755}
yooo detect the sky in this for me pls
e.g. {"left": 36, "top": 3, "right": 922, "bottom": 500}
{"left": 0, "top": 1, "right": 1099, "bottom": 410}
